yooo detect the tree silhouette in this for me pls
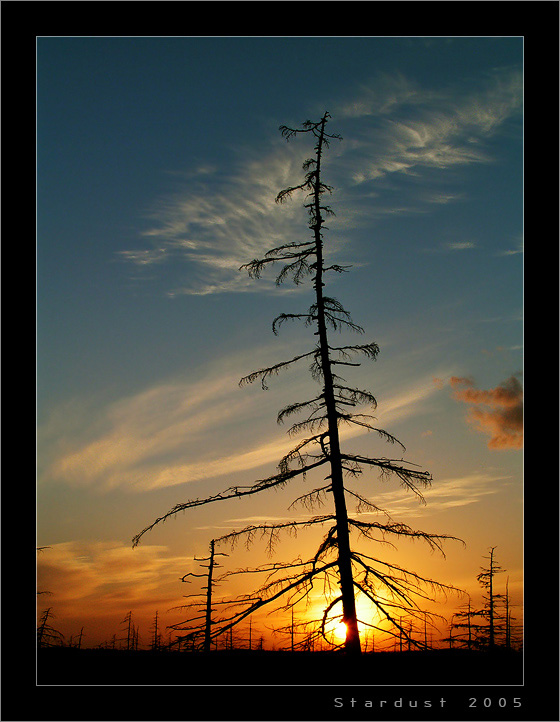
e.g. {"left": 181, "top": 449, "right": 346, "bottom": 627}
{"left": 503, "top": 576, "right": 522, "bottom": 651}
{"left": 450, "top": 596, "right": 485, "bottom": 650}
{"left": 37, "top": 607, "right": 64, "bottom": 648}
{"left": 150, "top": 611, "right": 162, "bottom": 651}
{"left": 477, "top": 546, "right": 505, "bottom": 649}
{"left": 168, "top": 539, "right": 229, "bottom": 652}
{"left": 120, "top": 610, "right": 137, "bottom": 651}
{"left": 76, "top": 626, "right": 85, "bottom": 650}
{"left": 133, "top": 112, "right": 463, "bottom": 655}
{"left": 36, "top": 546, "right": 52, "bottom": 597}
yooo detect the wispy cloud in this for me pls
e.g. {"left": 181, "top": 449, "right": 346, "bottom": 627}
{"left": 119, "top": 68, "right": 521, "bottom": 296}
{"left": 495, "top": 234, "right": 524, "bottom": 257}
{"left": 423, "top": 240, "right": 478, "bottom": 254}
{"left": 332, "top": 67, "right": 521, "bottom": 184}
{"left": 39, "top": 356, "right": 442, "bottom": 495}
{"left": 336, "top": 71, "right": 434, "bottom": 120}
{"left": 40, "top": 363, "right": 266, "bottom": 492}
{"left": 119, "top": 146, "right": 313, "bottom": 297}
{"left": 356, "top": 471, "right": 513, "bottom": 520}
{"left": 445, "top": 242, "right": 476, "bottom": 251}
{"left": 37, "top": 540, "right": 188, "bottom": 612}
{"left": 36, "top": 540, "right": 196, "bottom": 646}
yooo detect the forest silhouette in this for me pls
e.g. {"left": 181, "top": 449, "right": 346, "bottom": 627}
{"left": 39, "top": 547, "right": 523, "bottom": 686}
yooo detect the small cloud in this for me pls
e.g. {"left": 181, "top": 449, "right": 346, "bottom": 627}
{"left": 117, "top": 248, "right": 169, "bottom": 266}
{"left": 495, "top": 237, "right": 524, "bottom": 257}
{"left": 448, "top": 375, "right": 523, "bottom": 450}
{"left": 497, "top": 249, "right": 523, "bottom": 256}
{"left": 424, "top": 192, "right": 465, "bottom": 205}
{"left": 422, "top": 241, "right": 477, "bottom": 254}
{"left": 444, "top": 241, "right": 476, "bottom": 251}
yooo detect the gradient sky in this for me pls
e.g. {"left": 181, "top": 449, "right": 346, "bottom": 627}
{"left": 37, "top": 36, "right": 523, "bottom": 650}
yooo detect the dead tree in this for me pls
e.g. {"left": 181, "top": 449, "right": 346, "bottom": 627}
{"left": 503, "top": 576, "right": 520, "bottom": 651}
{"left": 37, "top": 607, "right": 64, "bottom": 648}
{"left": 150, "top": 611, "right": 161, "bottom": 651}
{"left": 120, "top": 611, "right": 136, "bottom": 651}
{"left": 36, "top": 546, "right": 52, "bottom": 597}
{"left": 451, "top": 596, "right": 485, "bottom": 650}
{"left": 133, "top": 112, "right": 464, "bottom": 655}
{"left": 76, "top": 626, "right": 85, "bottom": 650}
{"left": 477, "top": 546, "right": 506, "bottom": 649}
{"left": 168, "top": 539, "right": 228, "bottom": 652}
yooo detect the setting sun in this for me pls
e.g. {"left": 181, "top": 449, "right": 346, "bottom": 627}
{"left": 319, "top": 598, "right": 379, "bottom": 647}
{"left": 333, "top": 619, "right": 348, "bottom": 643}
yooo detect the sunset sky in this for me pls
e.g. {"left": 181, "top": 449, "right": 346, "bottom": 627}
{"left": 37, "top": 36, "right": 523, "bottom": 651}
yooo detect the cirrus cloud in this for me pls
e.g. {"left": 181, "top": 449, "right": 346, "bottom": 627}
{"left": 38, "top": 349, "right": 443, "bottom": 495}
{"left": 119, "top": 68, "right": 522, "bottom": 297}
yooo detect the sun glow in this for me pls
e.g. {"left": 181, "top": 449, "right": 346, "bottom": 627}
{"left": 333, "top": 619, "right": 348, "bottom": 643}
{"left": 316, "top": 596, "right": 385, "bottom": 647}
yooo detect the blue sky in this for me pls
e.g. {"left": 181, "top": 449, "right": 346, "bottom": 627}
{"left": 37, "top": 36, "right": 523, "bottom": 648}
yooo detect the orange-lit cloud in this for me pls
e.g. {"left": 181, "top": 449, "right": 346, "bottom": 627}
{"left": 449, "top": 375, "right": 523, "bottom": 450}
{"left": 36, "top": 541, "right": 193, "bottom": 645}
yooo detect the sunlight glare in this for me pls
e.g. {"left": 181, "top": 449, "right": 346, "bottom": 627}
{"left": 334, "top": 619, "right": 348, "bottom": 643}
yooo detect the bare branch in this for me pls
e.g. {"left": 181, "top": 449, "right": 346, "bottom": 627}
{"left": 340, "top": 453, "right": 431, "bottom": 497}
{"left": 132, "top": 456, "right": 330, "bottom": 547}
{"left": 215, "top": 515, "right": 336, "bottom": 556}
{"left": 239, "top": 349, "right": 317, "bottom": 390}
{"left": 348, "top": 518, "right": 462, "bottom": 557}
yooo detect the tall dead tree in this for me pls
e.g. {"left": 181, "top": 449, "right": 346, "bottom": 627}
{"left": 477, "top": 546, "right": 506, "bottom": 649}
{"left": 134, "top": 112, "right": 463, "bottom": 655}
{"left": 121, "top": 611, "right": 135, "bottom": 651}
{"left": 168, "top": 540, "right": 228, "bottom": 652}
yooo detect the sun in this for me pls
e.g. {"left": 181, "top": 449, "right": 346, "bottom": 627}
{"left": 333, "top": 619, "right": 348, "bottom": 643}
{"left": 307, "top": 595, "right": 385, "bottom": 647}
{"left": 325, "top": 599, "right": 384, "bottom": 645}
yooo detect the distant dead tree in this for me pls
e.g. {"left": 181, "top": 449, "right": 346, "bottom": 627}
{"left": 133, "top": 111, "right": 464, "bottom": 655}
{"left": 68, "top": 627, "right": 86, "bottom": 649}
{"left": 76, "top": 626, "right": 85, "bottom": 650}
{"left": 36, "top": 547, "right": 52, "bottom": 597}
{"left": 502, "top": 575, "right": 523, "bottom": 651}
{"left": 150, "top": 611, "right": 161, "bottom": 651}
{"left": 167, "top": 539, "right": 229, "bottom": 652}
{"left": 37, "top": 607, "right": 64, "bottom": 648}
{"left": 121, "top": 611, "right": 136, "bottom": 651}
{"left": 477, "top": 546, "right": 506, "bottom": 649}
{"left": 450, "top": 596, "right": 485, "bottom": 650}
{"left": 441, "top": 623, "right": 455, "bottom": 650}
{"left": 503, "top": 576, "right": 521, "bottom": 651}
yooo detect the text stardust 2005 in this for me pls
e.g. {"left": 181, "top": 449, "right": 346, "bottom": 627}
{"left": 333, "top": 696, "right": 522, "bottom": 709}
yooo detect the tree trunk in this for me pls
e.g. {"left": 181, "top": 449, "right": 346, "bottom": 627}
{"left": 489, "top": 549, "right": 495, "bottom": 649}
{"left": 312, "top": 113, "right": 361, "bottom": 655}
{"left": 204, "top": 540, "right": 216, "bottom": 653}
